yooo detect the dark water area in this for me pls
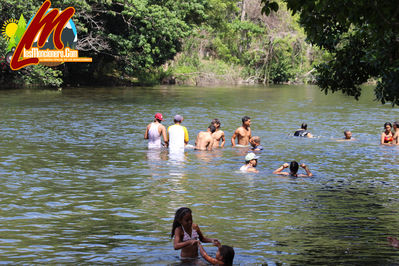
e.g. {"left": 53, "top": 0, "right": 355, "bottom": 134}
{"left": 0, "top": 85, "right": 399, "bottom": 264}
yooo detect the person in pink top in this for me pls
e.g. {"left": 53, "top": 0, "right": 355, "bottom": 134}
{"left": 144, "top": 113, "right": 167, "bottom": 149}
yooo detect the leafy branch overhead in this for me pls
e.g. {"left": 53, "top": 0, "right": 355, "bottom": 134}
{"left": 261, "top": 0, "right": 399, "bottom": 105}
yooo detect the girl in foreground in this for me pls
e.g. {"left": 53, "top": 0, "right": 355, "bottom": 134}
{"left": 171, "top": 207, "right": 220, "bottom": 259}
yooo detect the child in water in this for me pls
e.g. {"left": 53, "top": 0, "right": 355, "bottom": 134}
{"left": 199, "top": 241, "right": 235, "bottom": 265}
{"left": 171, "top": 207, "right": 220, "bottom": 259}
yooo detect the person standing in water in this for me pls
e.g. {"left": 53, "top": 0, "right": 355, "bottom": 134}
{"left": 250, "top": 136, "right": 263, "bottom": 151}
{"left": 211, "top": 119, "right": 225, "bottom": 148}
{"left": 240, "top": 152, "right": 259, "bottom": 173}
{"left": 166, "top": 115, "right": 189, "bottom": 152}
{"left": 195, "top": 125, "right": 216, "bottom": 151}
{"left": 231, "top": 116, "right": 252, "bottom": 147}
{"left": 144, "top": 113, "right": 167, "bottom": 149}
{"left": 381, "top": 122, "right": 394, "bottom": 145}
{"left": 171, "top": 207, "right": 220, "bottom": 260}
{"left": 392, "top": 121, "right": 399, "bottom": 145}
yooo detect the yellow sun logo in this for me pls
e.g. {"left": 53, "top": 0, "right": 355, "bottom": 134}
{"left": 1, "top": 19, "right": 18, "bottom": 41}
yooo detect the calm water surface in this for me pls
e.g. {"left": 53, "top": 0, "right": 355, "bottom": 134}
{"left": 0, "top": 85, "right": 399, "bottom": 264}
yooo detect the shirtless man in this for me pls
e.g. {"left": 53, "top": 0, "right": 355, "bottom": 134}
{"left": 231, "top": 116, "right": 252, "bottom": 147}
{"left": 211, "top": 119, "right": 225, "bottom": 148}
{"left": 195, "top": 125, "right": 216, "bottom": 151}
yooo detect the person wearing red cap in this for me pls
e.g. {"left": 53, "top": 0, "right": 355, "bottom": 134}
{"left": 144, "top": 113, "right": 167, "bottom": 149}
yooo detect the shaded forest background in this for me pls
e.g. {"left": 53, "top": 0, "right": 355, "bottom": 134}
{"left": 0, "top": 0, "right": 328, "bottom": 87}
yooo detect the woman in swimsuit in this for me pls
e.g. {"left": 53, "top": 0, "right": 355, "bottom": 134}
{"left": 381, "top": 122, "right": 394, "bottom": 145}
{"left": 171, "top": 207, "right": 220, "bottom": 259}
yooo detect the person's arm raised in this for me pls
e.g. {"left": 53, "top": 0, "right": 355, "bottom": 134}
{"left": 273, "top": 163, "right": 289, "bottom": 175}
{"left": 300, "top": 163, "right": 313, "bottom": 177}
{"left": 199, "top": 243, "right": 223, "bottom": 265}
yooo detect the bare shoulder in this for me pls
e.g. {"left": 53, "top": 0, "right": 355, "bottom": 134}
{"left": 159, "top": 124, "right": 166, "bottom": 130}
{"left": 193, "top": 224, "right": 199, "bottom": 230}
{"left": 175, "top": 226, "right": 183, "bottom": 236}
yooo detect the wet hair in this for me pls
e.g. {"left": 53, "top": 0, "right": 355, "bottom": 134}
{"left": 301, "top": 123, "right": 307, "bottom": 130}
{"left": 385, "top": 122, "right": 392, "bottom": 128}
{"left": 208, "top": 124, "right": 217, "bottom": 133}
{"left": 290, "top": 161, "right": 299, "bottom": 175}
{"left": 211, "top": 118, "right": 221, "bottom": 126}
{"left": 219, "top": 245, "right": 235, "bottom": 266}
{"left": 171, "top": 207, "right": 192, "bottom": 238}
{"left": 252, "top": 136, "right": 260, "bottom": 144}
{"left": 344, "top": 130, "right": 351, "bottom": 135}
{"left": 242, "top": 116, "right": 251, "bottom": 123}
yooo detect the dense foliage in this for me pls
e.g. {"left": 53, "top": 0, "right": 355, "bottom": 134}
{"left": 0, "top": 0, "right": 324, "bottom": 88}
{"left": 262, "top": 0, "right": 399, "bottom": 105}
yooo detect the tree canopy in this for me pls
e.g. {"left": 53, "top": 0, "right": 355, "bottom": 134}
{"left": 262, "top": 0, "right": 399, "bottom": 105}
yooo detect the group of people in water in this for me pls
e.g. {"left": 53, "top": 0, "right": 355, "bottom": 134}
{"left": 144, "top": 113, "right": 399, "bottom": 264}
{"left": 380, "top": 121, "right": 399, "bottom": 145}
{"left": 144, "top": 113, "right": 317, "bottom": 176}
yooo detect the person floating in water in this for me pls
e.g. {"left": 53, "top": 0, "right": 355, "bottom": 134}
{"left": 211, "top": 119, "right": 225, "bottom": 148}
{"left": 250, "top": 136, "right": 263, "bottom": 151}
{"left": 199, "top": 241, "right": 235, "bottom": 266}
{"left": 337, "top": 130, "right": 355, "bottom": 141}
{"left": 381, "top": 122, "right": 393, "bottom": 145}
{"left": 171, "top": 207, "right": 220, "bottom": 260}
{"left": 144, "top": 113, "right": 167, "bottom": 149}
{"left": 294, "top": 123, "right": 313, "bottom": 138}
{"left": 195, "top": 125, "right": 216, "bottom": 151}
{"left": 166, "top": 115, "right": 189, "bottom": 152}
{"left": 231, "top": 116, "right": 252, "bottom": 147}
{"left": 240, "top": 152, "right": 259, "bottom": 173}
{"left": 273, "top": 161, "right": 313, "bottom": 177}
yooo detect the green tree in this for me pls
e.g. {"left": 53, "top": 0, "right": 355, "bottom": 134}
{"left": 261, "top": 0, "right": 399, "bottom": 105}
{"left": 13, "top": 14, "right": 26, "bottom": 45}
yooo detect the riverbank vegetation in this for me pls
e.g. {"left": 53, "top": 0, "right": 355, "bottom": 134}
{"left": 0, "top": 0, "right": 326, "bottom": 88}
{"left": 0, "top": 0, "right": 397, "bottom": 105}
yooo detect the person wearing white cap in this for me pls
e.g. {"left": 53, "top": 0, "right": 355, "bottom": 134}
{"left": 240, "top": 152, "right": 259, "bottom": 173}
{"left": 166, "top": 115, "right": 189, "bottom": 153}
{"left": 144, "top": 113, "right": 167, "bottom": 149}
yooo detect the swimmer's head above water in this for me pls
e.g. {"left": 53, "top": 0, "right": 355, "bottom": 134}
{"left": 211, "top": 118, "right": 221, "bottom": 128}
{"left": 208, "top": 124, "right": 216, "bottom": 133}
{"left": 245, "top": 152, "right": 258, "bottom": 167}
{"left": 242, "top": 116, "right": 251, "bottom": 127}
{"left": 344, "top": 130, "right": 352, "bottom": 139}
{"left": 290, "top": 161, "right": 299, "bottom": 175}
{"left": 171, "top": 207, "right": 192, "bottom": 238}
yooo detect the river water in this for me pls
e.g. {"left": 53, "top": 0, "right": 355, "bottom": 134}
{"left": 0, "top": 85, "right": 399, "bottom": 264}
